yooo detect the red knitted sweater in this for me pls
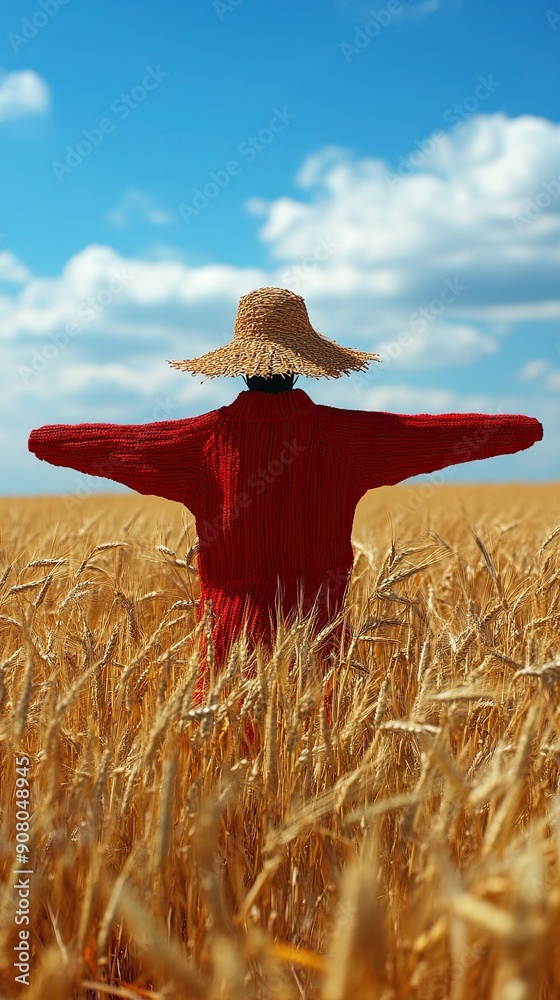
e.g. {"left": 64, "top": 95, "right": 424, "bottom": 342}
{"left": 28, "top": 388, "right": 543, "bottom": 665}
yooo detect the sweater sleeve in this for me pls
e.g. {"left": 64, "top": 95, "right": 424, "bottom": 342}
{"left": 28, "top": 410, "right": 219, "bottom": 507}
{"left": 324, "top": 407, "right": 543, "bottom": 494}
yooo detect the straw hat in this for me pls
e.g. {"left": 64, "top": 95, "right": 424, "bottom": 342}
{"left": 167, "top": 287, "right": 380, "bottom": 380}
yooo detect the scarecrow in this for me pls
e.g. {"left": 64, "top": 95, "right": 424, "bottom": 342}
{"left": 28, "top": 287, "right": 543, "bottom": 672}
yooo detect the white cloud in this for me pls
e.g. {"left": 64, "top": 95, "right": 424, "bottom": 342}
{"left": 347, "top": 383, "right": 486, "bottom": 413}
{"left": 107, "top": 189, "right": 175, "bottom": 227}
{"left": 398, "top": 0, "right": 443, "bottom": 20}
{"left": 517, "top": 359, "right": 560, "bottom": 393}
{"left": 519, "top": 359, "right": 550, "bottom": 381}
{"left": 54, "top": 361, "right": 162, "bottom": 395}
{"left": 0, "top": 69, "right": 50, "bottom": 122}
{"left": 545, "top": 371, "right": 560, "bottom": 391}
{"left": 461, "top": 302, "right": 560, "bottom": 321}
{"left": 376, "top": 326, "right": 499, "bottom": 369}
{"left": 3, "top": 114, "right": 559, "bottom": 373}
{"left": 3, "top": 111, "right": 560, "bottom": 491}
{"left": 0, "top": 243, "right": 267, "bottom": 342}
{"left": 249, "top": 113, "right": 560, "bottom": 323}
{"left": 0, "top": 251, "right": 30, "bottom": 283}
{"left": 0, "top": 242, "right": 499, "bottom": 377}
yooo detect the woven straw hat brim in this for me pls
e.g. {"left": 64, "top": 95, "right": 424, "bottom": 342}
{"left": 168, "top": 331, "right": 380, "bottom": 380}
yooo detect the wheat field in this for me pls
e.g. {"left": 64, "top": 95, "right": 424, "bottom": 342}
{"left": 1, "top": 483, "right": 560, "bottom": 999}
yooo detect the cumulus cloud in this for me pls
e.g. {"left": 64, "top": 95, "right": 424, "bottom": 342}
{"left": 0, "top": 242, "right": 500, "bottom": 384}
{"left": 519, "top": 359, "right": 550, "bottom": 381}
{"left": 517, "top": 358, "right": 560, "bottom": 393}
{"left": 0, "top": 243, "right": 266, "bottom": 343}
{"left": 397, "top": 0, "right": 443, "bottom": 20}
{"left": 5, "top": 112, "right": 558, "bottom": 362}
{"left": 0, "top": 251, "right": 30, "bottom": 284}
{"left": 248, "top": 113, "right": 560, "bottom": 319}
{"left": 336, "top": 382, "right": 490, "bottom": 413}
{"left": 375, "top": 326, "right": 499, "bottom": 369}
{"left": 545, "top": 371, "right": 560, "bottom": 391}
{"left": 0, "top": 69, "right": 50, "bottom": 122}
{"left": 3, "top": 111, "right": 558, "bottom": 491}
{"left": 107, "top": 189, "right": 175, "bottom": 227}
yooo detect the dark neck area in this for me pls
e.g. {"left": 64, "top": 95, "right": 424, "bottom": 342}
{"left": 244, "top": 374, "right": 295, "bottom": 394}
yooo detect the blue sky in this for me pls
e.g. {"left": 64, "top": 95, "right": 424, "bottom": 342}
{"left": 1, "top": 0, "right": 559, "bottom": 495}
